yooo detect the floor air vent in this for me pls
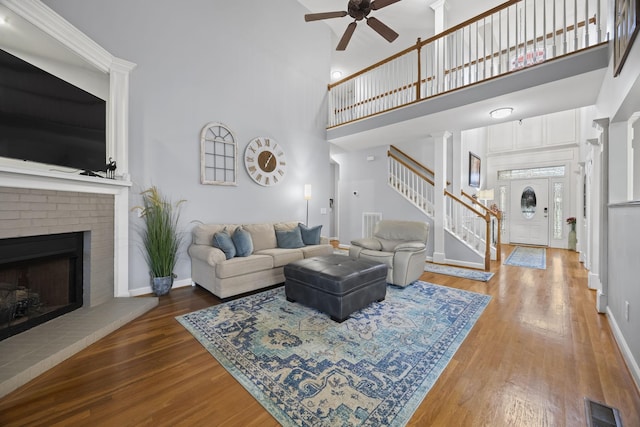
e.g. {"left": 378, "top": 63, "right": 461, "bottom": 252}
{"left": 584, "top": 398, "right": 623, "bottom": 427}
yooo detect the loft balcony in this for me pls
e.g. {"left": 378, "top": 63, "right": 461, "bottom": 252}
{"left": 326, "top": 0, "right": 609, "bottom": 149}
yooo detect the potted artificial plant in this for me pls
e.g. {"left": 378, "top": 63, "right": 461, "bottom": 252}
{"left": 136, "top": 186, "right": 185, "bottom": 296}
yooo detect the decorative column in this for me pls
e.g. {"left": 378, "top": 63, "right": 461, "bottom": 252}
{"left": 430, "top": 0, "right": 449, "bottom": 93}
{"left": 429, "top": 0, "right": 448, "bottom": 33}
{"left": 431, "top": 131, "right": 452, "bottom": 264}
{"left": 594, "top": 118, "right": 609, "bottom": 314}
{"left": 586, "top": 137, "right": 600, "bottom": 290}
{"left": 577, "top": 161, "right": 585, "bottom": 261}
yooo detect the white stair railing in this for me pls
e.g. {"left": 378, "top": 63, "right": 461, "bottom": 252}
{"left": 387, "top": 149, "right": 494, "bottom": 270}
{"left": 328, "top": 0, "right": 607, "bottom": 127}
{"left": 388, "top": 152, "right": 435, "bottom": 217}
{"left": 445, "top": 190, "right": 493, "bottom": 270}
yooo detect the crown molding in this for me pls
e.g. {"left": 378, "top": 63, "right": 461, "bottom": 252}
{"left": 0, "top": 0, "right": 113, "bottom": 72}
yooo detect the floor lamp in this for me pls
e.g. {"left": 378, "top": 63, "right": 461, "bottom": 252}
{"left": 304, "top": 184, "right": 311, "bottom": 225}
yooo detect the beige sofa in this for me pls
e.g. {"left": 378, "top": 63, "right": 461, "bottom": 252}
{"left": 188, "top": 221, "right": 333, "bottom": 299}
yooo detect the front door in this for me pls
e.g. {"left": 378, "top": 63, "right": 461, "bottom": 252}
{"left": 509, "top": 179, "right": 549, "bottom": 246}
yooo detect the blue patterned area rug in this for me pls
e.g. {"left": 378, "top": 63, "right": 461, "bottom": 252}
{"left": 424, "top": 262, "right": 494, "bottom": 282}
{"left": 504, "top": 246, "right": 547, "bottom": 269}
{"left": 176, "top": 281, "right": 490, "bottom": 426}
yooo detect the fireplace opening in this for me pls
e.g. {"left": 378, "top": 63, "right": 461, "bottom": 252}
{"left": 0, "top": 232, "right": 83, "bottom": 341}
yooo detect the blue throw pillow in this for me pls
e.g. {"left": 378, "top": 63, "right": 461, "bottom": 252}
{"left": 298, "top": 223, "right": 322, "bottom": 245}
{"left": 276, "top": 227, "right": 305, "bottom": 249}
{"left": 232, "top": 226, "right": 253, "bottom": 257}
{"left": 212, "top": 228, "right": 236, "bottom": 259}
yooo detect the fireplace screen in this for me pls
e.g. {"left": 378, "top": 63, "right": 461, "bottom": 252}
{"left": 0, "top": 233, "right": 83, "bottom": 341}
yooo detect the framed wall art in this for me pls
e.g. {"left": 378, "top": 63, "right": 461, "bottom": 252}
{"left": 614, "top": 0, "right": 640, "bottom": 76}
{"left": 469, "top": 152, "right": 481, "bottom": 188}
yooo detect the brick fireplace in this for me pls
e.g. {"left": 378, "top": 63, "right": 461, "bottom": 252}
{"left": 0, "top": 186, "right": 115, "bottom": 309}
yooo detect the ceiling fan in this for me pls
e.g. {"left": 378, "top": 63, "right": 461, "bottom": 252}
{"left": 304, "top": 0, "right": 401, "bottom": 51}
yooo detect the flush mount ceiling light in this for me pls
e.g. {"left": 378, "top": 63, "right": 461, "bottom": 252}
{"left": 331, "top": 70, "right": 343, "bottom": 80}
{"left": 489, "top": 107, "right": 513, "bottom": 119}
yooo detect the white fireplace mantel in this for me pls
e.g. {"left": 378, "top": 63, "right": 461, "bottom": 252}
{"left": 0, "top": 0, "right": 136, "bottom": 298}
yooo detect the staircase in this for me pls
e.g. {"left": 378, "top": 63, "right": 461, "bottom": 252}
{"left": 388, "top": 145, "right": 501, "bottom": 270}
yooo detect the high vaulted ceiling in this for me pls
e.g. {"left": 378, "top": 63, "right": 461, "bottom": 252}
{"left": 297, "top": 0, "right": 505, "bottom": 79}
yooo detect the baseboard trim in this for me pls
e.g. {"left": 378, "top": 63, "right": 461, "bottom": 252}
{"left": 588, "top": 272, "right": 601, "bottom": 290}
{"left": 606, "top": 306, "right": 640, "bottom": 394}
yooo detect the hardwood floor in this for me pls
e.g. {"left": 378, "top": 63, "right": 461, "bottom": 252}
{"left": 0, "top": 245, "right": 638, "bottom": 426}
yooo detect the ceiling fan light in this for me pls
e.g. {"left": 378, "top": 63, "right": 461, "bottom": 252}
{"left": 490, "top": 107, "right": 513, "bottom": 119}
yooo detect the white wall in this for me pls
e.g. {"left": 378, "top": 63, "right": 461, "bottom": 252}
{"left": 43, "top": 0, "right": 334, "bottom": 292}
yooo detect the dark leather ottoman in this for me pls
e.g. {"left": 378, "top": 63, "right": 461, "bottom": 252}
{"left": 284, "top": 255, "right": 388, "bottom": 323}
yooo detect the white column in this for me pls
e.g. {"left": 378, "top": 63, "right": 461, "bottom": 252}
{"left": 109, "top": 58, "right": 137, "bottom": 179}
{"left": 431, "top": 131, "right": 452, "bottom": 264}
{"left": 586, "top": 137, "right": 600, "bottom": 292}
{"left": 429, "top": 0, "right": 449, "bottom": 33}
{"left": 594, "top": 118, "right": 609, "bottom": 314}
{"left": 430, "top": 0, "right": 449, "bottom": 93}
{"left": 577, "top": 161, "right": 585, "bottom": 260}
{"left": 108, "top": 58, "right": 136, "bottom": 299}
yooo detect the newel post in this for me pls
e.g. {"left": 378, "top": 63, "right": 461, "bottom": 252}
{"left": 484, "top": 212, "right": 491, "bottom": 271}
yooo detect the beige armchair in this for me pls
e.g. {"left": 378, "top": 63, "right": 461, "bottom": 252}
{"left": 349, "top": 220, "right": 429, "bottom": 287}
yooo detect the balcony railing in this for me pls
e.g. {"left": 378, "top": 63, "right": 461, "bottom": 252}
{"left": 327, "top": 0, "right": 607, "bottom": 128}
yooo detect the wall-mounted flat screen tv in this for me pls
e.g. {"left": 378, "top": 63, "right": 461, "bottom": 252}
{"left": 0, "top": 48, "right": 106, "bottom": 173}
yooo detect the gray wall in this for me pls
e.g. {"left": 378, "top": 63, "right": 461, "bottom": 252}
{"left": 608, "top": 203, "right": 640, "bottom": 387}
{"left": 332, "top": 145, "right": 434, "bottom": 253}
{"left": 43, "top": 0, "right": 333, "bottom": 291}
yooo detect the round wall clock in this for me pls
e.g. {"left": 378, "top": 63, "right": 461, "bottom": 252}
{"left": 244, "top": 137, "right": 287, "bottom": 186}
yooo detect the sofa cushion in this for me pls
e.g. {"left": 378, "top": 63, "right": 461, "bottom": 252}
{"left": 298, "top": 223, "right": 322, "bottom": 245}
{"left": 212, "top": 228, "right": 236, "bottom": 259}
{"left": 274, "top": 221, "right": 299, "bottom": 232}
{"left": 359, "top": 249, "right": 394, "bottom": 269}
{"left": 276, "top": 227, "right": 305, "bottom": 249}
{"left": 244, "top": 223, "right": 277, "bottom": 252}
{"left": 255, "top": 248, "right": 304, "bottom": 267}
{"left": 193, "top": 224, "right": 239, "bottom": 246}
{"left": 232, "top": 226, "right": 253, "bottom": 257}
{"left": 300, "top": 244, "right": 334, "bottom": 258}
{"left": 350, "top": 237, "right": 383, "bottom": 251}
{"left": 216, "top": 255, "right": 273, "bottom": 279}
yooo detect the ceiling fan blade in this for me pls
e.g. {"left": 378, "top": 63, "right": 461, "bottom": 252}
{"left": 304, "top": 11, "right": 348, "bottom": 22}
{"left": 366, "top": 16, "right": 399, "bottom": 43}
{"left": 336, "top": 22, "right": 357, "bottom": 51}
{"left": 371, "top": 0, "right": 401, "bottom": 10}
